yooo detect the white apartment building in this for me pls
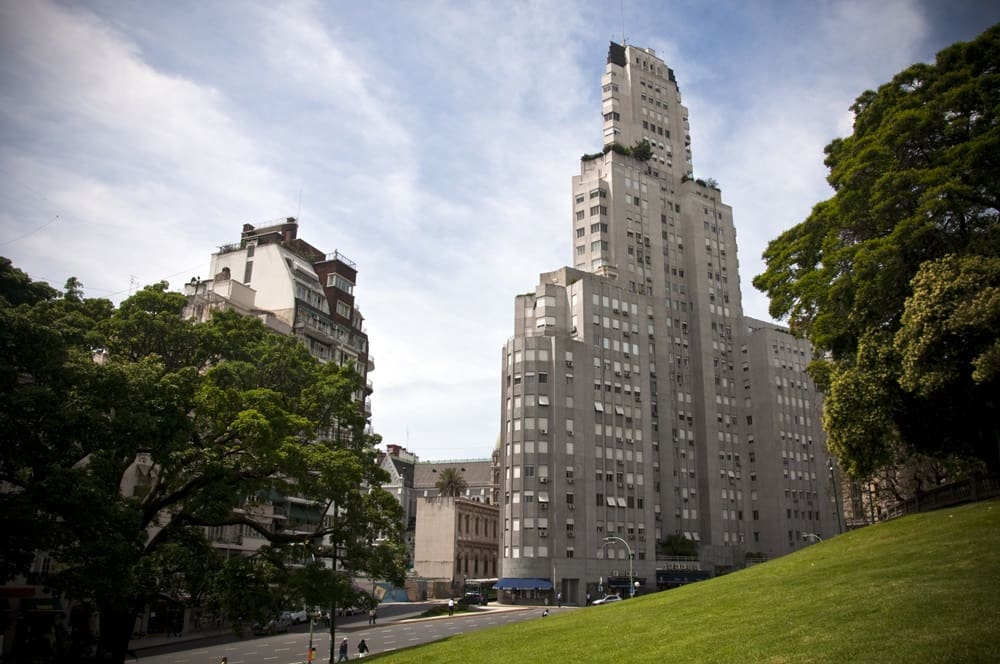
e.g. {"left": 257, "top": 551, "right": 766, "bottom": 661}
{"left": 184, "top": 217, "right": 373, "bottom": 416}
{"left": 498, "top": 42, "right": 841, "bottom": 604}
{"left": 182, "top": 217, "right": 374, "bottom": 558}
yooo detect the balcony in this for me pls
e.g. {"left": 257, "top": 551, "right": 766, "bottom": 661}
{"left": 324, "top": 250, "right": 357, "bottom": 269}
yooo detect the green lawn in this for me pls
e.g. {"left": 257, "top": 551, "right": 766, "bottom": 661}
{"left": 375, "top": 500, "right": 1000, "bottom": 663}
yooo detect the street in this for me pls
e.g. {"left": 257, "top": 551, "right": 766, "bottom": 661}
{"left": 135, "top": 603, "right": 548, "bottom": 663}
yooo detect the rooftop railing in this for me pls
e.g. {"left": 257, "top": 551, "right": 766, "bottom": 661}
{"left": 324, "top": 249, "right": 356, "bottom": 269}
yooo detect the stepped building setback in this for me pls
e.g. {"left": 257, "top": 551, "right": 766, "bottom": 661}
{"left": 498, "top": 42, "right": 842, "bottom": 603}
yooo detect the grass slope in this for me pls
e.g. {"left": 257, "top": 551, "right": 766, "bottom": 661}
{"left": 376, "top": 500, "right": 1000, "bottom": 663}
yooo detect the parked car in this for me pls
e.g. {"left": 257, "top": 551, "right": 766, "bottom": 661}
{"left": 458, "top": 591, "right": 488, "bottom": 606}
{"left": 336, "top": 605, "right": 361, "bottom": 616}
{"left": 252, "top": 612, "right": 293, "bottom": 635}
{"left": 591, "top": 594, "right": 622, "bottom": 605}
{"left": 289, "top": 608, "right": 308, "bottom": 624}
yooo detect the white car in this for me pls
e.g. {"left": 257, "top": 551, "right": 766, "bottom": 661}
{"left": 591, "top": 594, "right": 622, "bottom": 605}
{"left": 289, "top": 609, "right": 308, "bottom": 624}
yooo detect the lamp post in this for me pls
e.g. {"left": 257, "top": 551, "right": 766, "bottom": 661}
{"left": 602, "top": 536, "right": 635, "bottom": 598}
{"left": 828, "top": 459, "right": 844, "bottom": 534}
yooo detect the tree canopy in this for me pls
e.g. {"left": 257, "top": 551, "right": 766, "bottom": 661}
{"left": 752, "top": 25, "right": 1000, "bottom": 477}
{"left": 0, "top": 259, "right": 406, "bottom": 663}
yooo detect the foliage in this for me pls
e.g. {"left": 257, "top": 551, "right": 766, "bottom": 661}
{"left": 596, "top": 139, "right": 653, "bottom": 162}
{"left": 752, "top": 25, "right": 1000, "bottom": 476}
{"left": 0, "top": 259, "right": 406, "bottom": 663}
{"left": 630, "top": 139, "right": 653, "bottom": 161}
{"left": 434, "top": 467, "right": 468, "bottom": 497}
{"left": 657, "top": 532, "right": 698, "bottom": 557}
{"left": 378, "top": 500, "right": 1000, "bottom": 663}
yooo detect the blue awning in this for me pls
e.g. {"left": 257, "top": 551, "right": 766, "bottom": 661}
{"left": 493, "top": 578, "right": 553, "bottom": 591}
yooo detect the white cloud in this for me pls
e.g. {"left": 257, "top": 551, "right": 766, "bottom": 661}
{"left": 3, "top": 0, "right": 998, "bottom": 461}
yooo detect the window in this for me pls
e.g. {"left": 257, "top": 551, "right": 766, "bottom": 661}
{"left": 327, "top": 274, "right": 355, "bottom": 294}
{"left": 336, "top": 302, "right": 351, "bottom": 318}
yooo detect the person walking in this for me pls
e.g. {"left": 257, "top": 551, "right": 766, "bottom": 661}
{"left": 358, "top": 638, "right": 370, "bottom": 658}
{"left": 337, "top": 637, "right": 349, "bottom": 662}
{"left": 557, "top": 592, "right": 562, "bottom": 608}
{"left": 447, "top": 598, "right": 455, "bottom": 616}
{"left": 368, "top": 608, "right": 376, "bottom": 625}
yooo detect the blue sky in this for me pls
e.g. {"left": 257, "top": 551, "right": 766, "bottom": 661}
{"left": 2, "top": 1, "right": 998, "bottom": 462}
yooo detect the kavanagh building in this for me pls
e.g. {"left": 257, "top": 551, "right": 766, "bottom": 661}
{"left": 497, "top": 42, "right": 842, "bottom": 604}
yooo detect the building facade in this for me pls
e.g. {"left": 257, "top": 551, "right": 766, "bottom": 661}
{"left": 378, "top": 444, "right": 419, "bottom": 567}
{"left": 184, "top": 217, "right": 373, "bottom": 416}
{"left": 412, "top": 497, "right": 500, "bottom": 587}
{"left": 498, "top": 42, "right": 842, "bottom": 604}
{"left": 181, "top": 218, "right": 372, "bottom": 562}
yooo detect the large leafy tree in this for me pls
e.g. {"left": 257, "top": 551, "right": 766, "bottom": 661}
{"left": 753, "top": 25, "right": 1000, "bottom": 477}
{"left": 0, "top": 259, "right": 406, "bottom": 663}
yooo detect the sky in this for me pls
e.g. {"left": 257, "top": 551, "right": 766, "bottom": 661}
{"left": 2, "top": 0, "right": 998, "bottom": 462}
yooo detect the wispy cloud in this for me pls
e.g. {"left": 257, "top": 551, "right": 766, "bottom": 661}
{"left": 2, "top": 0, "right": 998, "bottom": 459}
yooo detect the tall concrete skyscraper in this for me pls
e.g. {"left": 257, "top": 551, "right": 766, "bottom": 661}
{"left": 498, "top": 42, "right": 841, "bottom": 603}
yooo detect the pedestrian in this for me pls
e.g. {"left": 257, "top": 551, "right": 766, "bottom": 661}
{"left": 586, "top": 592, "right": 592, "bottom": 606}
{"left": 368, "top": 608, "right": 376, "bottom": 625}
{"left": 337, "top": 637, "right": 349, "bottom": 662}
{"left": 447, "top": 598, "right": 455, "bottom": 616}
{"left": 358, "top": 638, "right": 370, "bottom": 658}
{"left": 541, "top": 609, "right": 549, "bottom": 617}
{"left": 557, "top": 592, "right": 562, "bottom": 608}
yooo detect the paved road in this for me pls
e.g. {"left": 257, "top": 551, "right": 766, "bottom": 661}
{"left": 136, "top": 604, "right": 551, "bottom": 664}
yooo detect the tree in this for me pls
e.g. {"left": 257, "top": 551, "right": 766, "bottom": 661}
{"left": 752, "top": 24, "right": 1000, "bottom": 477}
{"left": 0, "top": 259, "right": 406, "bottom": 663}
{"left": 434, "top": 467, "right": 468, "bottom": 497}
{"left": 658, "top": 533, "right": 698, "bottom": 557}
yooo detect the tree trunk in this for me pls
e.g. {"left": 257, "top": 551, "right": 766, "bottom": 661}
{"left": 95, "top": 602, "right": 137, "bottom": 664}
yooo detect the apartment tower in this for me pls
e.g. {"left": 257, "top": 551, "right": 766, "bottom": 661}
{"left": 498, "top": 42, "right": 841, "bottom": 603}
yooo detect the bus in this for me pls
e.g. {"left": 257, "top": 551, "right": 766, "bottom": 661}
{"left": 462, "top": 578, "right": 498, "bottom": 604}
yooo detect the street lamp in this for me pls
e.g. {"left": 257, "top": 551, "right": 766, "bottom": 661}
{"left": 828, "top": 459, "right": 844, "bottom": 534}
{"left": 603, "top": 536, "right": 635, "bottom": 598}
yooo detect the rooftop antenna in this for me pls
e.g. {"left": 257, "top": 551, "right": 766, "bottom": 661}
{"left": 621, "top": 0, "right": 627, "bottom": 45}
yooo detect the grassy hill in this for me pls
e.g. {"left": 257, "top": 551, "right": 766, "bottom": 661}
{"left": 376, "top": 499, "right": 1000, "bottom": 663}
